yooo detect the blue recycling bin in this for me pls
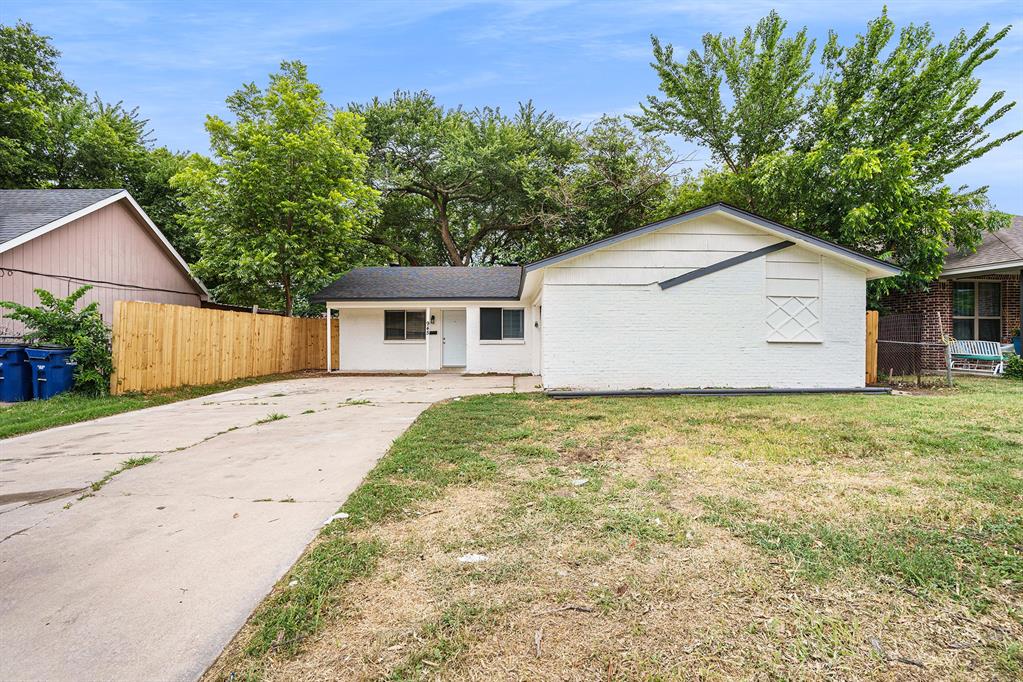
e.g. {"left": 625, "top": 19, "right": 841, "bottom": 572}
{"left": 25, "top": 347, "right": 76, "bottom": 399}
{"left": 0, "top": 345, "right": 33, "bottom": 402}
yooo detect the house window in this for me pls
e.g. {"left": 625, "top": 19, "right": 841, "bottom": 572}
{"left": 480, "top": 308, "right": 524, "bottom": 340}
{"left": 952, "top": 282, "right": 1001, "bottom": 341}
{"left": 384, "top": 310, "right": 426, "bottom": 341}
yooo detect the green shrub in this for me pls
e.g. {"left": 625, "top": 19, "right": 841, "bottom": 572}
{"left": 1004, "top": 354, "right": 1023, "bottom": 381}
{"left": 1, "top": 286, "right": 113, "bottom": 395}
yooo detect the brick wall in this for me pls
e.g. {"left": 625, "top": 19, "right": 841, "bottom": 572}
{"left": 882, "top": 273, "right": 1021, "bottom": 370}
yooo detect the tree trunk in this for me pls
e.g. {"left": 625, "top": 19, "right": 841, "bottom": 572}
{"left": 283, "top": 272, "right": 293, "bottom": 317}
{"left": 435, "top": 197, "right": 465, "bottom": 266}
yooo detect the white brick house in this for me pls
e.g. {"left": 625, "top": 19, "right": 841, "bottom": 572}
{"left": 312, "top": 204, "right": 900, "bottom": 391}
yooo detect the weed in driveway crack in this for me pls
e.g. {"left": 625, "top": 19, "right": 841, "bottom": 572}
{"left": 256, "top": 413, "right": 288, "bottom": 424}
{"left": 80, "top": 455, "right": 158, "bottom": 499}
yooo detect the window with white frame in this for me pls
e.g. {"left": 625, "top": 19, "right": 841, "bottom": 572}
{"left": 952, "top": 281, "right": 1001, "bottom": 341}
{"left": 384, "top": 310, "right": 426, "bottom": 341}
{"left": 480, "top": 308, "right": 524, "bottom": 340}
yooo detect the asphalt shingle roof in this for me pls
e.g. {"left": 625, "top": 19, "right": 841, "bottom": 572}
{"left": 311, "top": 266, "right": 524, "bottom": 301}
{"left": 0, "top": 189, "right": 125, "bottom": 245}
{"left": 945, "top": 215, "right": 1023, "bottom": 271}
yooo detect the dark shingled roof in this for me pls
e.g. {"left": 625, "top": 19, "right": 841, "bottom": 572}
{"left": 944, "top": 215, "right": 1023, "bottom": 272}
{"left": 0, "top": 189, "right": 125, "bottom": 245}
{"left": 312, "top": 266, "right": 524, "bottom": 301}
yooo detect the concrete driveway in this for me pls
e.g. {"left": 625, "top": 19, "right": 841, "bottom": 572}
{"left": 0, "top": 374, "right": 526, "bottom": 681}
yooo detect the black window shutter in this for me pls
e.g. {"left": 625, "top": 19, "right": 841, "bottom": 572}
{"left": 480, "top": 308, "right": 502, "bottom": 340}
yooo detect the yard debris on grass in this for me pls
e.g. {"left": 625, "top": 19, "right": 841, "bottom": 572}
{"left": 204, "top": 377, "right": 1023, "bottom": 681}
{"left": 323, "top": 512, "right": 349, "bottom": 525}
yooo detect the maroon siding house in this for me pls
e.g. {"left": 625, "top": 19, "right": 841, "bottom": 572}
{"left": 882, "top": 216, "right": 1022, "bottom": 369}
{"left": 0, "top": 189, "right": 208, "bottom": 338}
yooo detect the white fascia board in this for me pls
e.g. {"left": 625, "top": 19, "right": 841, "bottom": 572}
{"left": 0, "top": 191, "right": 129, "bottom": 254}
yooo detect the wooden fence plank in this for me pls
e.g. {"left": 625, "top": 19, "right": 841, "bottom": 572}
{"left": 109, "top": 302, "right": 335, "bottom": 394}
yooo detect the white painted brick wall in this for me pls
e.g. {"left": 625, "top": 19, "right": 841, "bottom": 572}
{"left": 339, "top": 308, "right": 429, "bottom": 371}
{"left": 541, "top": 252, "right": 866, "bottom": 390}
{"left": 338, "top": 304, "right": 533, "bottom": 374}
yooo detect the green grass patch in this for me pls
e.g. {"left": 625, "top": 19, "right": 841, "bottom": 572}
{"left": 700, "top": 495, "right": 1022, "bottom": 608}
{"left": 387, "top": 601, "right": 499, "bottom": 679}
{"left": 245, "top": 532, "right": 381, "bottom": 658}
{"left": 0, "top": 372, "right": 310, "bottom": 439}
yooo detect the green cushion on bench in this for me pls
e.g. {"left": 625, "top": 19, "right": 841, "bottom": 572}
{"left": 952, "top": 353, "right": 1002, "bottom": 361}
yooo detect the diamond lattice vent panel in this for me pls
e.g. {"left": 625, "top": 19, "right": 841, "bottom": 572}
{"left": 767, "top": 296, "right": 821, "bottom": 342}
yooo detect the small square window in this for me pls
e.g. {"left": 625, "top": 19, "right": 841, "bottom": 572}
{"left": 480, "top": 308, "right": 524, "bottom": 340}
{"left": 384, "top": 310, "right": 426, "bottom": 341}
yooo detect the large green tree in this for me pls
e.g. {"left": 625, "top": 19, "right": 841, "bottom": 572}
{"left": 0, "top": 21, "right": 78, "bottom": 186}
{"left": 636, "top": 10, "right": 1020, "bottom": 295}
{"left": 354, "top": 92, "right": 577, "bottom": 266}
{"left": 502, "top": 115, "right": 681, "bottom": 263}
{"left": 355, "top": 92, "right": 680, "bottom": 266}
{"left": 1, "top": 21, "right": 197, "bottom": 260}
{"left": 173, "top": 61, "right": 378, "bottom": 316}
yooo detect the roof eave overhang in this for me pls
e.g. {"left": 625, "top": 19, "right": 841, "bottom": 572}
{"left": 314, "top": 295, "right": 523, "bottom": 304}
{"left": 941, "top": 259, "right": 1023, "bottom": 277}
{"left": 524, "top": 203, "right": 902, "bottom": 280}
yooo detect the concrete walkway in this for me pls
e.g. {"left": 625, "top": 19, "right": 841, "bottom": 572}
{"left": 0, "top": 374, "right": 522, "bottom": 681}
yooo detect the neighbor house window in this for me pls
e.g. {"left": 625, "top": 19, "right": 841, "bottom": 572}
{"left": 952, "top": 281, "right": 1001, "bottom": 341}
{"left": 480, "top": 308, "right": 524, "bottom": 340}
{"left": 384, "top": 310, "right": 426, "bottom": 341}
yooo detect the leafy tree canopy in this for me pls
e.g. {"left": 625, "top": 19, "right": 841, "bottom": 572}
{"left": 636, "top": 9, "right": 1020, "bottom": 296}
{"left": 0, "top": 21, "right": 194, "bottom": 259}
{"left": 355, "top": 91, "right": 681, "bottom": 266}
{"left": 173, "top": 61, "right": 379, "bottom": 316}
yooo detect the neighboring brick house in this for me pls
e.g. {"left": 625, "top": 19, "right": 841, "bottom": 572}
{"left": 0, "top": 189, "right": 209, "bottom": 338}
{"left": 882, "top": 216, "right": 1022, "bottom": 369}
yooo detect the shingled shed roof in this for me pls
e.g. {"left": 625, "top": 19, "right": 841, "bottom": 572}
{"left": 944, "top": 215, "right": 1023, "bottom": 273}
{"left": 311, "top": 266, "right": 524, "bottom": 301}
{"left": 0, "top": 189, "right": 125, "bottom": 245}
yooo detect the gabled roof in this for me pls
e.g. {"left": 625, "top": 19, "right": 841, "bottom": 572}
{"left": 943, "top": 215, "right": 1023, "bottom": 274}
{"left": 312, "top": 266, "right": 523, "bottom": 302}
{"left": 0, "top": 189, "right": 125, "bottom": 244}
{"left": 524, "top": 203, "right": 902, "bottom": 279}
{"left": 0, "top": 188, "right": 210, "bottom": 299}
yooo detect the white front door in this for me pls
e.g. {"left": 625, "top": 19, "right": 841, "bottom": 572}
{"left": 442, "top": 310, "right": 467, "bottom": 366}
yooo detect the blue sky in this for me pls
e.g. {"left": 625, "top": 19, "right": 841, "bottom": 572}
{"left": 5, "top": 0, "right": 1022, "bottom": 212}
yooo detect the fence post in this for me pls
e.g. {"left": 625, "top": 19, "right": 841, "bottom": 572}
{"left": 865, "top": 310, "right": 878, "bottom": 385}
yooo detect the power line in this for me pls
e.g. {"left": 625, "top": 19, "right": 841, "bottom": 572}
{"left": 0, "top": 266, "right": 201, "bottom": 297}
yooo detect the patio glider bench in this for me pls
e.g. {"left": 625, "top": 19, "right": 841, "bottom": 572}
{"left": 947, "top": 340, "right": 1005, "bottom": 376}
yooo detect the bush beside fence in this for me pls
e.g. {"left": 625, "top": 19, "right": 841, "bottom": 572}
{"left": 110, "top": 301, "right": 338, "bottom": 394}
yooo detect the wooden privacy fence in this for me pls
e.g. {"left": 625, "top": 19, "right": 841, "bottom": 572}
{"left": 865, "top": 310, "right": 879, "bottom": 384}
{"left": 110, "top": 301, "right": 338, "bottom": 394}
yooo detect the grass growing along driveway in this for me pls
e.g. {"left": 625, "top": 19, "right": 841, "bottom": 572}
{"left": 207, "top": 376, "right": 1023, "bottom": 681}
{"left": 0, "top": 371, "right": 317, "bottom": 439}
